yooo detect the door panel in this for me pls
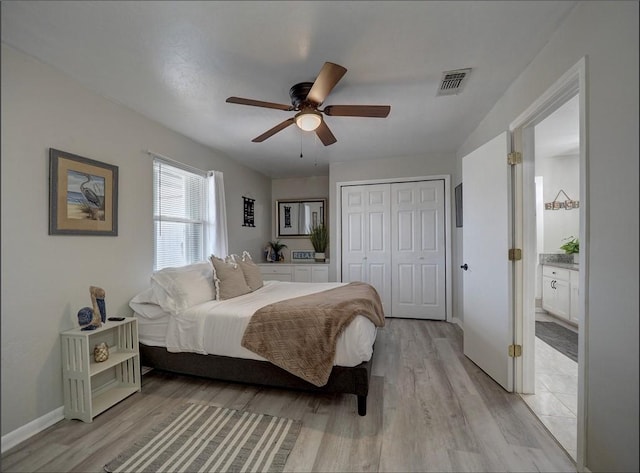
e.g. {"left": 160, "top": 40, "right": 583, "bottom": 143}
{"left": 391, "top": 180, "right": 446, "bottom": 319}
{"left": 462, "top": 132, "right": 513, "bottom": 391}
{"left": 341, "top": 184, "right": 391, "bottom": 313}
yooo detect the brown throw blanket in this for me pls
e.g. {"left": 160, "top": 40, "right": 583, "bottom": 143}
{"left": 241, "top": 282, "right": 385, "bottom": 387}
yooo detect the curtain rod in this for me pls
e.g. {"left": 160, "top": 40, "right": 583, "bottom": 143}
{"left": 145, "top": 149, "right": 208, "bottom": 177}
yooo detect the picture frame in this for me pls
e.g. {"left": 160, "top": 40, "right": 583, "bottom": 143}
{"left": 455, "top": 183, "right": 463, "bottom": 228}
{"left": 276, "top": 198, "right": 325, "bottom": 238}
{"left": 49, "top": 148, "right": 118, "bottom": 236}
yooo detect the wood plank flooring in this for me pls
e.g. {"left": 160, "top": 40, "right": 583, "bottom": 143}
{"left": 1, "top": 319, "right": 576, "bottom": 472}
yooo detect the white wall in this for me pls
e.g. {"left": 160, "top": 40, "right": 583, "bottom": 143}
{"left": 537, "top": 154, "right": 580, "bottom": 253}
{"left": 455, "top": 2, "right": 638, "bottom": 471}
{"left": 270, "top": 176, "right": 329, "bottom": 262}
{"left": 0, "top": 44, "right": 272, "bottom": 437}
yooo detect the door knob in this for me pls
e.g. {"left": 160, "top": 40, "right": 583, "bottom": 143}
{"left": 460, "top": 264, "right": 469, "bottom": 271}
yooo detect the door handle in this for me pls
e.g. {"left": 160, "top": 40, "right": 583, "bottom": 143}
{"left": 460, "top": 264, "right": 469, "bottom": 271}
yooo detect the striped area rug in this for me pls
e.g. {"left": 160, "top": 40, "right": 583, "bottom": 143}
{"left": 104, "top": 403, "right": 301, "bottom": 473}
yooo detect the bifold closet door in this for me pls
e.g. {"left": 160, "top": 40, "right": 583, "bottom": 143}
{"left": 391, "top": 180, "right": 446, "bottom": 319}
{"left": 341, "top": 184, "right": 392, "bottom": 313}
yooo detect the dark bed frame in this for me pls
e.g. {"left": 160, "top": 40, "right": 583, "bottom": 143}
{"left": 139, "top": 344, "right": 373, "bottom": 415}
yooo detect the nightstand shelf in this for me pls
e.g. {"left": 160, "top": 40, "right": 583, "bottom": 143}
{"left": 61, "top": 318, "right": 141, "bottom": 423}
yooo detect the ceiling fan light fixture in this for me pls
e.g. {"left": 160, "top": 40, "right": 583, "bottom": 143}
{"left": 295, "top": 111, "right": 322, "bottom": 131}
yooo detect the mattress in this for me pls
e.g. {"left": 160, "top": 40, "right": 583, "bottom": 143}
{"left": 134, "top": 280, "right": 378, "bottom": 367}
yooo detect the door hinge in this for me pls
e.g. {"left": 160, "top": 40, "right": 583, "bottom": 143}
{"left": 509, "top": 344, "right": 522, "bottom": 357}
{"left": 508, "top": 248, "right": 522, "bottom": 261}
{"left": 507, "top": 152, "right": 522, "bottom": 165}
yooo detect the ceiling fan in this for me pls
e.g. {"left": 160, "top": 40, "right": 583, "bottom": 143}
{"left": 226, "top": 62, "right": 390, "bottom": 146}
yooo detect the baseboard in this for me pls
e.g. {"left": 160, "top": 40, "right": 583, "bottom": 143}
{"left": 1, "top": 406, "right": 64, "bottom": 454}
{"left": 450, "top": 316, "right": 463, "bottom": 330}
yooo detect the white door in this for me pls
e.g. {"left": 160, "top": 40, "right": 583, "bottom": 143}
{"left": 341, "top": 184, "right": 392, "bottom": 312}
{"left": 462, "top": 132, "right": 514, "bottom": 391}
{"left": 391, "top": 180, "right": 446, "bottom": 319}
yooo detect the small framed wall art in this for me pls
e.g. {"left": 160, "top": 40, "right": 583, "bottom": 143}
{"left": 455, "top": 183, "right": 463, "bottom": 228}
{"left": 49, "top": 148, "right": 118, "bottom": 236}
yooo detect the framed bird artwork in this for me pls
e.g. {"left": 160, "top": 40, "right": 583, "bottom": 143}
{"left": 49, "top": 148, "right": 118, "bottom": 235}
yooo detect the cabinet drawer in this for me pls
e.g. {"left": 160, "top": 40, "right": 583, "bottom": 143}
{"left": 542, "top": 265, "right": 570, "bottom": 281}
{"left": 259, "top": 265, "right": 292, "bottom": 275}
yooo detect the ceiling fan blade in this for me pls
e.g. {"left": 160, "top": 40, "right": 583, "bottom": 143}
{"left": 227, "top": 96, "right": 293, "bottom": 111}
{"left": 252, "top": 118, "right": 295, "bottom": 142}
{"left": 323, "top": 105, "right": 391, "bottom": 118}
{"left": 306, "top": 62, "right": 347, "bottom": 105}
{"left": 315, "top": 120, "right": 337, "bottom": 146}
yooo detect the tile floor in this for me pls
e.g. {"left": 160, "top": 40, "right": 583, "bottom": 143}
{"left": 521, "top": 313, "right": 578, "bottom": 461}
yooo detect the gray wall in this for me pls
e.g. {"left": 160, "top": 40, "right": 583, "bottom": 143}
{"left": 455, "top": 2, "right": 638, "bottom": 471}
{"left": 0, "top": 44, "right": 272, "bottom": 436}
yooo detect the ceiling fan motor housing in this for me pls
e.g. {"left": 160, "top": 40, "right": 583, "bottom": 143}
{"left": 289, "top": 82, "right": 315, "bottom": 108}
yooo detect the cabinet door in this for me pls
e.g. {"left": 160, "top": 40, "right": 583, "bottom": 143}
{"left": 553, "top": 278, "right": 571, "bottom": 320}
{"left": 541, "top": 276, "right": 556, "bottom": 313}
{"left": 293, "top": 266, "right": 311, "bottom": 282}
{"left": 311, "top": 265, "right": 329, "bottom": 283}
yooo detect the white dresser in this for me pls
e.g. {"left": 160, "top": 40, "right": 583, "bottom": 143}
{"left": 258, "top": 263, "right": 329, "bottom": 283}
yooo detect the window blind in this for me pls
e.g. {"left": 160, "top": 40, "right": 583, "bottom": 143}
{"left": 153, "top": 159, "right": 206, "bottom": 270}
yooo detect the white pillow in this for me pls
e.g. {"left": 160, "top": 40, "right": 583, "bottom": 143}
{"left": 129, "top": 288, "right": 168, "bottom": 319}
{"left": 150, "top": 262, "right": 215, "bottom": 315}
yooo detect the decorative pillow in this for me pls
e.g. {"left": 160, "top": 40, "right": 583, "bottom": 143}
{"left": 210, "top": 255, "right": 252, "bottom": 300}
{"left": 233, "top": 251, "right": 264, "bottom": 291}
{"left": 150, "top": 261, "right": 215, "bottom": 315}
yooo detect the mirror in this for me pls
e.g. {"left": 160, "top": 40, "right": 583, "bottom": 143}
{"left": 276, "top": 199, "right": 325, "bottom": 238}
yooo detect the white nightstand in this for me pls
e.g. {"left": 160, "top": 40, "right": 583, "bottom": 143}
{"left": 60, "top": 318, "right": 141, "bottom": 422}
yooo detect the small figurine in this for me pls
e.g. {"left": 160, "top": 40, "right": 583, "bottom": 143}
{"left": 77, "top": 307, "right": 94, "bottom": 327}
{"left": 89, "top": 286, "right": 106, "bottom": 327}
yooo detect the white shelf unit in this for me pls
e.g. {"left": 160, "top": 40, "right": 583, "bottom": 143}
{"left": 61, "top": 318, "right": 141, "bottom": 422}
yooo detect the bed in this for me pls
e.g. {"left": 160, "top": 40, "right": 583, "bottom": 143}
{"left": 130, "top": 257, "right": 385, "bottom": 415}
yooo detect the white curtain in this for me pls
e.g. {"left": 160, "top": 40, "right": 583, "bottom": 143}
{"left": 206, "top": 170, "right": 228, "bottom": 258}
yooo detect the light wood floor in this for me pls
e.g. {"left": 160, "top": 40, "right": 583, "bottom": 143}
{"left": 1, "top": 319, "right": 575, "bottom": 472}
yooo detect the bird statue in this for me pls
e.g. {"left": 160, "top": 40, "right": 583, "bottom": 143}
{"left": 90, "top": 286, "right": 106, "bottom": 327}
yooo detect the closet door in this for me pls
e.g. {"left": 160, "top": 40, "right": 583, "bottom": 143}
{"left": 391, "top": 180, "right": 446, "bottom": 319}
{"left": 341, "top": 184, "right": 392, "bottom": 313}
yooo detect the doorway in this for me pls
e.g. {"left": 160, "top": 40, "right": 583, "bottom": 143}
{"left": 510, "top": 59, "right": 587, "bottom": 466}
{"left": 520, "top": 94, "right": 580, "bottom": 460}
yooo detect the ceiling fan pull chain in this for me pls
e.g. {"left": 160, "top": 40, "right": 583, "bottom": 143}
{"left": 300, "top": 132, "right": 303, "bottom": 158}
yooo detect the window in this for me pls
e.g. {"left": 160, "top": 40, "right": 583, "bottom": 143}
{"left": 153, "top": 159, "right": 207, "bottom": 270}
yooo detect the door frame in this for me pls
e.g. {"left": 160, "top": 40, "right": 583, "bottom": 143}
{"left": 335, "top": 175, "right": 452, "bottom": 321}
{"left": 509, "top": 57, "right": 588, "bottom": 468}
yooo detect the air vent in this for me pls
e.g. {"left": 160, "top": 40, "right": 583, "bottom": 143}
{"left": 437, "top": 68, "right": 472, "bottom": 96}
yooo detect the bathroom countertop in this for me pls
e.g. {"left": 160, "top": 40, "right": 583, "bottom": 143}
{"left": 543, "top": 261, "right": 579, "bottom": 271}
{"left": 539, "top": 253, "right": 579, "bottom": 271}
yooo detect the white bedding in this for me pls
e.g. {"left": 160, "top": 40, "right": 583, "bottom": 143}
{"left": 134, "top": 280, "right": 378, "bottom": 367}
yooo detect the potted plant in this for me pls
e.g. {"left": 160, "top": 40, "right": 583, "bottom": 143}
{"left": 560, "top": 236, "right": 579, "bottom": 263}
{"left": 267, "top": 239, "right": 287, "bottom": 262}
{"left": 308, "top": 223, "right": 328, "bottom": 262}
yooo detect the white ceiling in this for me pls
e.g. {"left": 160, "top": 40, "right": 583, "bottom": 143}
{"left": 1, "top": 1, "right": 576, "bottom": 178}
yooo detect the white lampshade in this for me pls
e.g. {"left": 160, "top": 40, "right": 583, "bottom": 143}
{"left": 295, "top": 112, "right": 322, "bottom": 131}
